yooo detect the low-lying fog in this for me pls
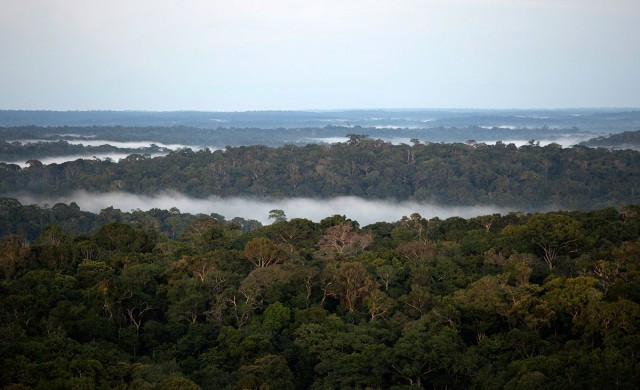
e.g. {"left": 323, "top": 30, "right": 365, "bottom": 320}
{"left": 484, "top": 134, "right": 596, "bottom": 148}
{"left": 8, "top": 139, "right": 204, "bottom": 150}
{"left": 1, "top": 140, "right": 211, "bottom": 166}
{"left": 3, "top": 134, "right": 597, "bottom": 167}
{"left": 14, "top": 191, "right": 513, "bottom": 226}
{"left": 309, "top": 134, "right": 595, "bottom": 148}
{"left": 4, "top": 153, "right": 168, "bottom": 168}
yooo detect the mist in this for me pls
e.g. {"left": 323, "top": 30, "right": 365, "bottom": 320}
{"left": 1, "top": 139, "right": 214, "bottom": 166}
{"left": 483, "top": 134, "right": 596, "bottom": 148}
{"left": 2, "top": 152, "right": 169, "bottom": 167}
{"left": 8, "top": 139, "right": 205, "bottom": 150}
{"left": 307, "top": 135, "right": 596, "bottom": 148}
{"left": 61, "top": 140, "right": 204, "bottom": 150}
{"left": 13, "top": 191, "right": 513, "bottom": 226}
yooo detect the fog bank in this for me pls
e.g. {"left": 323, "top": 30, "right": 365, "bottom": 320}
{"left": 13, "top": 191, "right": 513, "bottom": 226}
{"left": 2, "top": 152, "right": 169, "bottom": 167}
{"left": 484, "top": 134, "right": 596, "bottom": 148}
{"left": 8, "top": 139, "right": 204, "bottom": 150}
{"left": 308, "top": 134, "right": 596, "bottom": 148}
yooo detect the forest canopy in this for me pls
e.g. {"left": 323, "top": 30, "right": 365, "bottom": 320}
{"left": 3, "top": 117, "right": 640, "bottom": 388}
{"left": 1, "top": 202, "right": 640, "bottom": 388}
{"left": 1, "top": 139, "right": 639, "bottom": 210}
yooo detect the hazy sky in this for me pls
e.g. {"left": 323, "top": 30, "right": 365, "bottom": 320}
{"left": 1, "top": 0, "right": 639, "bottom": 111}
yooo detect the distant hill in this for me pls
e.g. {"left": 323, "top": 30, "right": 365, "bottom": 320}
{"left": 1, "top": 109, "right": 639, "bottom": 133}
{"left": 581, "top": 130, "right": 640, "bottom": 150}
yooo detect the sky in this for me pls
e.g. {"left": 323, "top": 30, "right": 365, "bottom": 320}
{"left": 1, "top": 0, "right": 639, "bottom": 111}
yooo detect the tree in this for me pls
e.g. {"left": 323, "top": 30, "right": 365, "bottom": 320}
{"left": 0, "top": 235, "right": 29, "bottom": 280}
{"left": 117, "top": 263, "right": 165, "bottom": 355}
{"left": 156, "top": 375, "right": 200, "bottom": 389}
{"left": 95, "top": 222, "right": 156, "bottom": 253}
{"left": 399, "top": 284, "right": 433, "bottom": 318}
{"left": 167, "top": 278, "right": 210, "bottom": 324}
{"left": 509, "top": 213, "right": 583, "bottom": 270}
{"left": 505, "top": 253, "right": 536, "bottom": 286}
{"left": 543, "top": 276, "right": 603, "bottom": 321}
{"left": 242, "top": 237, "right": 285, "bottom": 268}
{"left": 505, "top": 286, "right": 555, "bottom": 331}
{"left": 236, "top": 354, "right": 295, "bottom": 390}
{"left": 397, "top": 240, "right": 436, "bottom": 262}
{"left": 335, "top": 262, "right": 375, "bottom": 312}
{"left": 365, "top": 290, "right": 395, "bottom": 320}
{"left": 317, "top": 222, "right": 373, "bottom": 259}
{"left": 25, "top": 159, "right": 43, "bottom": 168}
{"left": 391, "top": 316, "right": 464, "bottom": 387}
{"left": 346, "top": 134, "right": 369, "bottom": 146}
{"left": 453, "top": 275, "right": 511, "bottom": 343}
{"left": 268, "top": 217, "right": 318, "bottom": 254}
{"left": 36, "top": 224, "right": 66, "bottom": 246}
{"left": 268, "top": 209, "right": 287, "bottom": 223}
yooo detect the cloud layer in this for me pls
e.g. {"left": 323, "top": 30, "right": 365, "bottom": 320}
{"left": 13, "top": 191, "right": 513, "bottom": 226}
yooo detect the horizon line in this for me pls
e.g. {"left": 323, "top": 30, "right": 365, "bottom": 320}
{"left": 1, "top": 107, "right": 639, "bottom": 113}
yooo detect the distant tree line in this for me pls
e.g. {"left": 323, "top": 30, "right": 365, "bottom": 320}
{"left": 1, "top": 202, "right": 640, "bottom": 388}
{"left": 0, "top": 124, "right": 596, "bottom": 147}
{"left": 0, "top": 140, "right": 171, "bottom": 161}
{"left": 1, "top": 139, "right": 639, "bottom": 209}
{"left": 580, "top": 129, "right": 640, "bottom": 149}
{"left": 0, "top": 197, "right": 262, "bottom": 241}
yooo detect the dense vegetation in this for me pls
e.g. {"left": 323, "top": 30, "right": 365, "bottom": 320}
{"left": 0, "top": 124, "right": 594, "bottom": 147}
{"left": 2, "top": 139, "right": 639, "bottom": 209}
{"left": 1, "top": 202, "right": 640, "bottom": 389}
{"left": 0, "top": 198, "right": 262, "bottom": 241}
{"left": 581, "top": 130, "right": 640, "bottom": 150}
{"left": 0, "top": 140, "right": 170, "bottom": 162}
{"left": 2, "top": 112, "right": 640, "bottom": 389}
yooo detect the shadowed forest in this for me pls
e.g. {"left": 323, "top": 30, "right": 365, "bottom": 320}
{"left": 2, "top": 138, "right": 639, "bottom": 210}
{"left": 1, "top": 200, "right": 640, "bottom": 388}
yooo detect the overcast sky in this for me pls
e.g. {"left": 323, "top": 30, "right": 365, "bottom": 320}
{"left": 1, "top": 0, "right": 639, "bottom": 111}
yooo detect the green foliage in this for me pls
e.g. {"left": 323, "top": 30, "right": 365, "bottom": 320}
{"left": 2, "top": 141, "right": 639, "bottom": 209}
{"left": 1, "top": 205, "right": 640, "bottom": 388}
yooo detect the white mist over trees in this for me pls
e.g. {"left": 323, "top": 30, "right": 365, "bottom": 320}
{"left": 13, "top": 191, "right": 512, "bottom": 226}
